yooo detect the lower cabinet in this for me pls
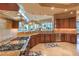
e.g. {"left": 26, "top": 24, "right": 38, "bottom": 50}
{"left": 61, "top": 34, "right": 76, "bottom": 44}
{"left": 29, "top": 34, "right": 56, "bottom": 48}
{"left": 28, "top": 33, "right": 76, "bottom": 48}
{"left": 69, "top": 34, "right": 76, "bottom": 44}
{"left": 44, "top": 34, "right": 51, "bottom": 43}
{"left": 12, "top": 21, "right": 18, "bottom": 28}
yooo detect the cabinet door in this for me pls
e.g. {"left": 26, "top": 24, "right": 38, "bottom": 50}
{"left": 50, "top": 34, "right": 56, "bottom": 42}
{"left": 12, "top": 21, "right": 18, "bottom": 28}
{"left": 69, "top": 17, "right": 76, "bottom": 28}
{"left": 44, "top": 34, "right": 51, "bottom": 43}
{"left": 40, "top": 34, "right": 45, "bottom": 43}
{"left": 6, "top": 20, "right": 12, "bottom": 29}
{"left": 35, "top": 34, "right": 41, "bottom": 44}
{"left": 61, "top": 34, "right": 66, "bottom": 42}
{"left": 64, "top": 19, "right": 69, "bottom": 28}
{"left": 56, "top": 19, "right": 60, "bottom": 28}
{"left": 60, "top": 19, "right": 64, "bottom": 28}
{"left": 66, "top": 34, "right": 70, "bottom": 42}
{"left": 30, "top": 35, "right": 36, "bottom": 48}
{"left": 70, "top": 34, "right": 76, "bottom": 44}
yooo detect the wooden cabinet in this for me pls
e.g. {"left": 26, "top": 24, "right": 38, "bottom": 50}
{"left": 29, "top": 34, "right": 56, "bottom": 48}
{"left": 44, "top": 34, "right": 51, "bottom": 43}
{"left": 35, "top": 34, "right": 41, "bottom": 45}
{"left": 40, "top": 34, "right": 45, "bottom": 43}
{"left": 12, "top": 21, "right": 18, "bottom": 28}
{"left": 61, "top": 34, "right": 76, "bottom": 44}
{"left": 29, "top": 34, "right": 41, "bottom": 48}
{"left": 6, "top": 20, "right": 19, "bottom": 29}
{"left": 6, "top": 20, "right": 12, "bottom": 29}
{"left": 50, "top": 34, "right": 56, "bottom": 42}
{"left": 55, "top": 17, "right": 76, "bottom": 28}
{"left": 69, "top": 34, "right": 76, "bottom": 44}
{"left": 64, "top": 19, "right": 69, "bottom": 28}
{"left": 28, "top": 33, "right": 76, "bottom": 49}
{"left": 69, "top": 17, "right": 76, "bottom": 28}
{"left": 55, "top": 19, "right": 60, "bottom": 28}
{"left": 30, "top": 35, "right": 37, "bottom": 48}
{"left": 61, "top": 34, "right": 65, "bottom": 42}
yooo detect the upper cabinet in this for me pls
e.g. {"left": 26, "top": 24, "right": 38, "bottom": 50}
{"left": 12, "top": 21, "right": 18, "bottom": 28}
{"left": 55, "top": 17, "right": 76, "bottom": 28}
{"left": 54, "top": 11, "right": 76, "bottom": 29}
{"left": 0, "top": 3, "right": 19, "bottom": 11}
{"left": 6, "top": 20, "right": 12, "bottom": 29}
{"left": 6, "top": 20, "right": 19, "bottom": 29}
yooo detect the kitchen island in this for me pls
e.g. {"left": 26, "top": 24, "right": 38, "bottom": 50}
{"left": 0, "top": 37, "right": 30, "bottom": 56}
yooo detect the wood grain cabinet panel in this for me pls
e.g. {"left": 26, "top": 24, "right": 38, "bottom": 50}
{"left": 29, "top": 34, "right": 41, "bottom": 48}
{"left": 55, "top": 17, "right": 76, "bottom": 28}
{"left": 44, "top": 34, "right": 51, "bottom": 43}
{"left": 6, "top": 20, "right": 12, "bottom": 29}
{"left": 70, "top": 34, "right": 76, "bottom": 44}
{"left": 28, "top": 33, "right": 76, "bottom": 49}
{"left": 64, "top": 19, "right": 69, "bottom": 28}
{"left": 69, "top": 17, "right": 76, "bottom": 28}
{"left": 35, "top": 34, "right": 41, "bottom": 45}
{"left": 55, "top": 19, "right": 60, "bottom": 28}
{"left": 12, "top": 21, "right": 18, "bottom": 28}
{"left": 40, "top": 34, "right": 45, "bottom": 43}
{"left": 66, "top": 34, "right": 70, "bottom": 42}
{"left": 61, "top": 34, "right": 65, "bottom": 42}
{"left": 30, "top": 35, "right": 36, "bottom": 48}
{"left": 50, "top": 34, "right": 56, "bottom": 42}
{"left": 61, "top": 34, "right": 76, "bottom": 44}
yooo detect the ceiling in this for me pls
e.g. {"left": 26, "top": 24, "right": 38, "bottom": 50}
{"left": 0, "top": 3, "right": 19, "bottom": 21}
{"left": 0, "top": 10, "right": 19, "bottom": 21}
{"left": 39, "top": 3, "right": 79, "bottom": 9}
{"left": 23, "top": 3, "right": 79, "bottom": 16}
{"left": 0, "top": 3, "right": 79, "bottom": 21}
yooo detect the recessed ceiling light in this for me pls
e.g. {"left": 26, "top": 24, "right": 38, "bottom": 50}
{"left": 70, "top": 12, "right": 73, "bottom": 14}
{"left": 64, "top": 9, "right": 68, "bottom": 11}
{"left": 51, "top": 7, "right": 55, "bottom": 10}
{"left": 77, "top": 11, "right": 79, "bottom": 14}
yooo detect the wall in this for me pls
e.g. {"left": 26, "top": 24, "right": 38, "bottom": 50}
{"left": 0, "top": 18, "right": 18, "bottom": 42}
{"left": 0, "top": 18, "right": 6, "bottom": 29}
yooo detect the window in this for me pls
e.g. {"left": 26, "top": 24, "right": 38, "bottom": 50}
{"left": 18, "top": 22, "right": 53, "bottom": 32}
{"left": 76, "top": 21, "right": 79, "bottom": 33}
{"left": 41, "top": 22, "right": 53, "bottom": 31}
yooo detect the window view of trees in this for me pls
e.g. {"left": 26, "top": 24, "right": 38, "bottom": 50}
{"left": 18, "top": 21, "right": 53, "bottom": 32}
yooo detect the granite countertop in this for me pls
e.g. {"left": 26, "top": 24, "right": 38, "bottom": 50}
{"left": 0, "top": 43, "right": 24, "bottom": 51}
{"left": 0, "top": 37, "right": 30, "bottom": 52}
